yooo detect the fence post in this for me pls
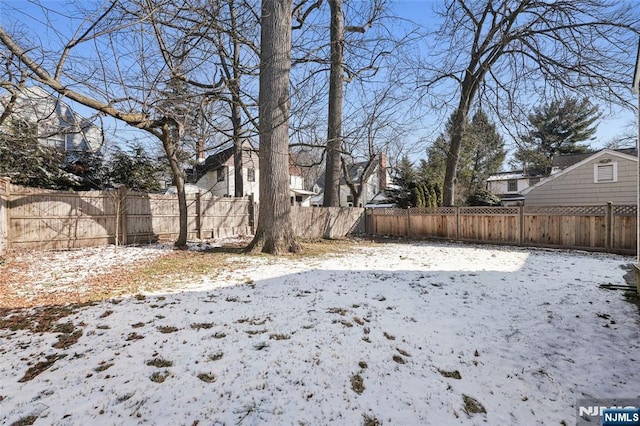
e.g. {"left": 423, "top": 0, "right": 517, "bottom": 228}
{"left": 0, "top": 177, "right": 9, "bottom": 254}
{"left": 248, "top": 194, "right": 256, "bottom": 234}
{"left": 407, "top": 208, "right": 412, "bottom": 238}
{"left": 519, "top": 206, "right": 524, "bottom": 246}
{"left": 118, "top": 186, "right": 128, "bottom": 246}
{"left": 605, "top": 201, "right": 613, "bottom": 252}
{"left": 196, "top": 191, "right": 203, "bottom": 240}
{"left": 455, "top": 206, "right": 460, "bottom": 240}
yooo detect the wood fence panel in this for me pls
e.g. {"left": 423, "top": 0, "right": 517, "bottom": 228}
{"left": 0, "top": 178, "right": 7, "bottom": 254}
{"left": 290, "top": 206, "right": 364, "bottom": 239}
{"left": 369, "top": 204, "right": 636, "bottom": 254}
{"left": 612, "top": 205, "right": 637, "bottom": 252}
{"left": 1, "top": 185, "right": 255, "bottom": 252}
{"left": 202, "top": 197, "right": 251, "bottom": 238}
{"left": 8, "top": 190, "right": 117, "bottom": 250}
{"left": 371, "top": 210, "right": 408, "bottom": 237}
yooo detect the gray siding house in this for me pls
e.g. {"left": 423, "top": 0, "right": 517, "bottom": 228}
{"left": 520, "top": 149, "right": 637, "bottom": 205}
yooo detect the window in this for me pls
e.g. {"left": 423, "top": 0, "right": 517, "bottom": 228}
{"left": 507, "top": 179, "right": 518, "bottom": 192}
{"left": 217, "top": 168, "right": 225, "bottom": 182}
{"left": 247, "top": 168, "right": 255, "bottom": 182}
{"left": 528, "top": 177, "right": 540, "bottom": 186}
{"left": 594, "top": 162, "right": 617, "bottom": 183}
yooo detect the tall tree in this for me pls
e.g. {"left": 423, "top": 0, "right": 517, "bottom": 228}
{"left": 420, "top": 0, "right": 639, "bottom": 205}
{"left": 0, "top": 1, "right": 230, "bottom": 247}
{"left": 247, "top": 0, "right": 300, "bottom": 254}
{"left": 323, "top": 0, "right": 345, "bottom": 207}
{"left": 514, "top": 97, "right": 599, "bottom": 173}
{"left": 422, "top": 110, "right": 505, "bottom": 205}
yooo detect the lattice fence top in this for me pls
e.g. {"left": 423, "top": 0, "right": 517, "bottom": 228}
{"left": 370, "top": 208, "right": 406, "bottom": 216}
{"left": 614, "top": 205, "right": 637, "bottom": 217}
{"left": 524, "top": 205, "right": 606, "bottom": 216}
{"left": 408, "top": 207, "right": 456, "bottom": 215}
{"left": 459, "top": 206, "right": 520, "bottom": 215}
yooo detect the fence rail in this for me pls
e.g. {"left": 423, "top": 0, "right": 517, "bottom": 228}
{"left": 366, "top": 204, "right": 637, "bottom": 254}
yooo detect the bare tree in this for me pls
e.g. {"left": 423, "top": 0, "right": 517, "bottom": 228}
{"left": 247, "top": 0, "right": 300, "bottom": 254}
{"left": 322, "top": 0, "right": 385, "bottom": 207}
{"left": 0, "top": 1, "right": 229, "bottom": 246}
{"left": 419, "top": 0, "right": 639, "bottom": 206}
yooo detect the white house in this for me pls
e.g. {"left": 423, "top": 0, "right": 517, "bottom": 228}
{"left": 311, "top": 154, "right": 391, "bottom": 207}
{"left": 190, "top": 143, "right": 314, "bottom": 206}
{"left": 486, "top": 170, "right": 546, "bottom": 205}
{"left": 0, "top": 86, "right": 103, "bottom": 153}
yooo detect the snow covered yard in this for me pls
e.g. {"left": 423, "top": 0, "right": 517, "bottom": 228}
{"left": 0, "top": 240, "right": 639, "bottom": 425}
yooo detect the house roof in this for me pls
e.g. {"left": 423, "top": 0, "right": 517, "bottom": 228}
{"left": 315, "top": 157, "right": 382, "bottom": 189}
{"left": 520, "top": 149, "right": 638, "bottom": 195}
{"left": 633, "top": 37, "right": 640, "bottom": 95}
{"left": 488, "top": 148, "right": 637, "bottom": 182}
{"left": 1, "top": 86, "right": 103, "bottom": 152}
{"left": 487, "top": 169, "right": 546, "bottom": 181}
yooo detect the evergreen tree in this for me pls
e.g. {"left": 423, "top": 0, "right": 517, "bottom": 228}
{"left": 386, "top": 156, "right": 443, "bottom": 208}
{"left": 514, "top": 97, "right": 599, "bottom": 173}
{"left": 0, "top": 118, "right": 101, "bottom": 190}
{"left": 106, "top": 146, "right": 163, "bottom": 192}
{"left": 421, "top": 110, "right": 505, "bottom": 205}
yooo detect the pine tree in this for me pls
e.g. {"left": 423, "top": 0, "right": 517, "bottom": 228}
{"left": 514, "top": 97, "right": 599, "bottom": 173}
{"left": 422, "top": 110, "right": 505, "bottom": 205}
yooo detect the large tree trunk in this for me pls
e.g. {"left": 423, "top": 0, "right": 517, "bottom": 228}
{"left": 229, "top": 0, "right": 244, "bottom": 198}
{"left": 161, "top": 122, "right": 188, "bottom": 248}
{"left": 247, "top": 0, "right": 299, "bottom": 254}
{"left": 231, "top": 80, "right": 244, "bottom": 198}
{"left": 322, "top": 0, "right": 344, "bottom": 207}
{"left": 443, "top": 78, "right": 475, "bottom": 206}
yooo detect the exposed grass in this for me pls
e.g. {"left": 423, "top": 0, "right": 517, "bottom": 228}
{"left": 350, "top": 374, "right": 365, "bottom": 394}
{"left": 18, "top": 354, "right": 67, "bottom": 382}
{"left": 94, "top": 362, "right": 115, "bottom": 372}
{"left": 438, "top": 369, "right": 462, "bottom": 379}
{"left": 190, "top": 322, "right": 214, "bottom": 330}
{"left": 10, "top": 415, "right": 38, "bottom": 426}
{"left": 146, "top": 358, "right": 173, "bottom": 368}
{"left": 53, "top": 330, "right": 82, "bottom": 349}
{"left": 197, "top": 373, "right": 216, "bottom": 383}
{"left": 462, "top": 394, "right": 486, "bottom": 415}
{"left": 362, "top": 414, "right": 381, "bottom": 426}
{"left": 150, "top": 371, "right": 169, "bottom": 383}
{"left": 269, "top": 333, "right": 290, "bottom": 340}
{"left": 0, "top": 305, "right": 83, "bottom": 333}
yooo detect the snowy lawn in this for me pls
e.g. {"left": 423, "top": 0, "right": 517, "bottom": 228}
{"left": 1, "top": 240, "right": 639, "bottom": 425}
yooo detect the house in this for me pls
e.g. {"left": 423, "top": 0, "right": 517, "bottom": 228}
{"left": 311, "top": 154, "right": 391, "bottom": 207}
{"left": 632, "top": 38, "right": 640, "bottom": 292}
{"left": 520, "top": 149, "right": 637, "bottom": 205}
{"left": 0, "top": 86, "right": 103, "bottom": 153}
{"left": 487, "top": 149, "right": 637, "bottom": 206}
{"left": 188, "top": 142, "right": 314, "bottom": 206}
{"left": 486, "top": 169, "right": 547, "bottom": 206}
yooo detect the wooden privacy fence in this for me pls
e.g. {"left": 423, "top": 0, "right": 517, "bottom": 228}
{"left": 2, "top": 183, "right": 252, "bottom": 251}
{"left": 0, "top": 179, "right": 366, "bottom": 253}
{"left": 366, "top": 204, "right": 637, "bottom": 254}
{"left": 291, "top": 206, "right": 365, "bottom": 238}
